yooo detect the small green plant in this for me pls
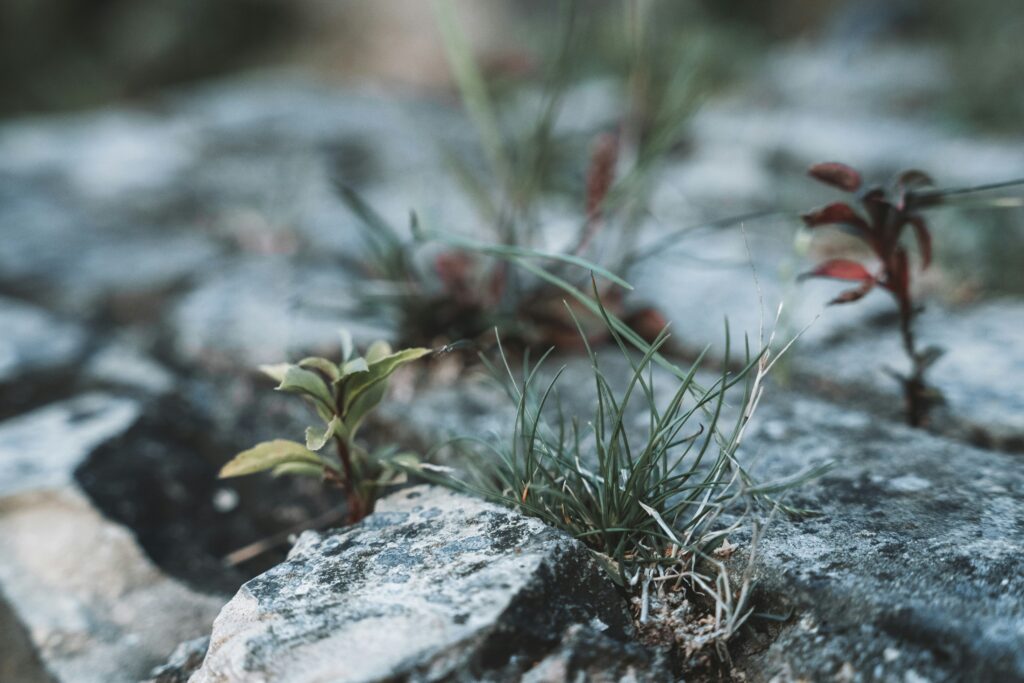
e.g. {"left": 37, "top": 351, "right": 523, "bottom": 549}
{"left": 219, "top": 334, "right": 431, "bottom": 523}
{"left": 410, "top": 279, "right": 822, "bottom": 663}
{"left": 443, "top": 325, "right": 750, "bottom": 577}
{"left": 338, "top": 133, "right": 668, "bottom": 352}
{"left": 421, "top": 274, "right": 814, "bottom": 576}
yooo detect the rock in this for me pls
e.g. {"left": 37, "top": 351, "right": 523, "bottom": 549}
{"left": 726, "top": 393, "right": 1024, "bottom": 682}
{"left": 144, "top": 637, "right": 210, "bottom": 683}
{"left": 637, "top": 224, "right": 1024, "bottom": 450}
{"left": 795, "top": 299, "right": 1024, "bottom": 450}
{"left": 169, "top": 258, "right": 391, "bottom": 369}
{"left": 0, "top": 110, "right": 196, "bottom": 204}
{"left": 0, "top": 393, "right": 141, "bottom": 496}
{"left": 52, "top": 232, "right": 222, "bottom": 316}
{"left": 632, "top": 224, "right": 891, "bottom": 359}
{"left": 762, "top": 45, "right": 947, "bottom": 117}
{"left": 0, "top": 593, "right": 54, "bottom": 683}
{"left": 84, "top": 343, "right": 176, "bottom": 396}
{"left": 74, "top": 394, "right": 340, "bottom": 594}
{"left": 0, "top": 183, "right": 221, "bottom": 316}
{"left": 690, "top": 70, "right": 1024, "bottom": 188}
{"left": 0, "top": 296, "right": 86, "bottom": 385}
{"left": 189, "top": 485, "right": 642, "bottom": 683}
{"left": 520, "top": 624, "right": 672, "bottom": 683}
{"left": 0, "top": 395, "right": 223, "bottom": 683}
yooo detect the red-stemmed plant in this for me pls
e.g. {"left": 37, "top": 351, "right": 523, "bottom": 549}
{"left": 800, "top": 162, "right": 943, "bottom": 426}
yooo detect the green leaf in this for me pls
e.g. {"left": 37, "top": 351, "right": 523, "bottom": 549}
{"left": 388, "top": 452, "right": 421, "bottom": 469}
{"left": 271, "top": 462, "right": 326, "bottom": 479}
{"left": 365, "top": 340, "right": 393, "bottom": 364}
{"left": 219, "top": 440, "right": 324, "bottom": 478}
{"left": 339, "top": 357, "right": 369, "bottom": 379}
{"left": 258, "top": 363, "right": 291, "bottom": 384}
{"left": 345, "top": 381, "right": 388, "bottom": 439}
{"left": 298, "top": 357, "right": 341, "bottom": 383}
{"left": 374, "top": 468, "right": 409, "bottom": 486}
{"left": 414, "top": 227, "right": 634, "bottom": 292}
{"left": 434, "top": 0, "right": 510, "bottom": 186}
{"left": 344, "top": 347, "right": 431, "bottom": 411}
{"left": 305, "top": 416, "right": 341, "bottom": 451}
{"left": 276, "top": 366, "right": 335, "bottom": 410}
{"left": 339, "top": 329, "right": 354, "bottom": 363}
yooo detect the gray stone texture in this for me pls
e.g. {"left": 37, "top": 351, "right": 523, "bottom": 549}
{"left": 189, "top": 486, "right": 652, "bottom": 683}
{"left": 0, "top": 395, "right": 222, "bottom": 683}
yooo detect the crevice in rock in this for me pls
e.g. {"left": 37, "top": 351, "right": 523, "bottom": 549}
{"left": 73, "top": 396, "right": 339, "bottom": 595}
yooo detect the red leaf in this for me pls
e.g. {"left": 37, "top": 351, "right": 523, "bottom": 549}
{"left": 908, "top": 215, "right": 932, "bottom": 269}
{"left": 801, "top": 202, "right": 871, "bottom": 234}
{"left": 808, "top": 162, "right": 862, "bottom": 192}
{"left": 830, "top": 279, "right": 876, "bottom": 305}
{"left": 585, "top": 132, "right": 619, "bottom": 222}
{"left": 802, "top": 259, "right": 874, "bottom": 282}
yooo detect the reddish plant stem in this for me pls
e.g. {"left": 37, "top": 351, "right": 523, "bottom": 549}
{"left": 334, "top": 435, "right": 364, "bottom": 524}
{"left": 897, "top": 298, "right": 928, "bottom": 427}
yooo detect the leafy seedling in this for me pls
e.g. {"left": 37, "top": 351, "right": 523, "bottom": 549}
{"left": 799, "top": 162, "right": 944, "bottom": 426}
{"left": 219, "top": 334, "right": 431, "bottom": 523}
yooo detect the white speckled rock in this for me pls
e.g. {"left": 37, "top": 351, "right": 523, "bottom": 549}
{"left": 189, "top": 486, "right": 650, "bottom": 683}
{"left": 0, "top": 395, "right": 223, "bottom": 683}
{"left": 795, "top": 299, "right": 1024, "bottom": 450}
{"left": 0, "top": 297, "right": 86, "bottom": 384}
{"left": 730, "top": 394, "right": 1024, "bottom": 682}
{"left": 169, "top": 259, "right": 390, "bottom": 369}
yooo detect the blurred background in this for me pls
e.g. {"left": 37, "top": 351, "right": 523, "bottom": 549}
{"left": 2, "top": 0, "right": 1023, "bottom": 131}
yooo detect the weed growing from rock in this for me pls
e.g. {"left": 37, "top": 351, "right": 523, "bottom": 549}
{"left": 218, "top": 333, "right": 430, "bottom": 523}
{"left": 417, "top": 274, "right": 819, "bottom": 661}
{"left": 799, "top": 162, "right": 944, "bottom": 426}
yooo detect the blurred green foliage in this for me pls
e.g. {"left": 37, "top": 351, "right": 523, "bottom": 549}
{"left": 0, "top": 0, "right": 296, "bottom": 115}
{"left": 3, "top": 0, "right": 1020, "bottom": 131}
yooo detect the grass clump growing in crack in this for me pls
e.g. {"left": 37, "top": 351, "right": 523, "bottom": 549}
{"left": 460, "top": 323, "right": 750, "bottom": 577}
{"left": 218, "top": 332, "right": 431, "bottom": 524}
{"left": 418, "top": 280, "right": 817, "bottom": 659}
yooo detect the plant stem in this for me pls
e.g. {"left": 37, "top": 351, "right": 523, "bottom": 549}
{"left": 335, "top": 435, "right": 364, "bottom": 523}
{"left": 897, "top": 299, "right": 928, "bottom": 427}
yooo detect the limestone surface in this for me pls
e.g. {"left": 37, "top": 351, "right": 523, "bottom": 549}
{"left": 0, "top": 395, "right": 222, "bottom": 683}
{"left": 190, "top": 486, "right": 655, "bottom": 683}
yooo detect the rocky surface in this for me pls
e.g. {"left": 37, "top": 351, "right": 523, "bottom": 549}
{"left": 144, "top": 637, "right": 211, "bottom": 683}
{"left": 727, "top": 394, "right": 1024, "bottom": 682}
{"left": 189, "top": 485, "right": 664, "bottom": 683}
{"left": 0, "top": 35, "right": 1022, "bottom": 683}
{"left": 0, "top": 395, "right": 223, "bottom": 683}
{"left": 795, "top": 299, "right": 1024, "bottom": 451}
{"left": 0, "top": 296, "right": 87, "bottom": 386}
{"left": 169, "top": 258, "right": 389, "bottom": 370}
